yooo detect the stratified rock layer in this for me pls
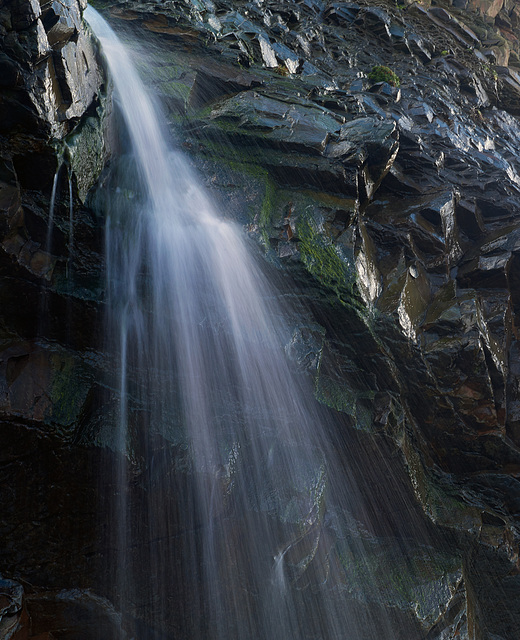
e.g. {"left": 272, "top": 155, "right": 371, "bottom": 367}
{"left": 5, "top": 0, "right": 520, "bottom": 638}
{"left": 87, "top": 0, "right": 520, "bottom": 636}
{"left": 0, "top": 0, "right": 112, "bottom": 637}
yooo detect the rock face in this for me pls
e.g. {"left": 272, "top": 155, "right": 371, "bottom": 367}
{"left": 85, "top": 0, "right": 520, "bottom": 637}
{"left": 0, "top": 0, "right": 114, "bottom": 636}
{"left": 5, "top": 0, "right": 520, "bottom": 638}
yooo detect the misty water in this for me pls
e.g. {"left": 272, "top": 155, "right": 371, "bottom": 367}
{"left": 86, "top": 8, "right": 440, "bottom": 639}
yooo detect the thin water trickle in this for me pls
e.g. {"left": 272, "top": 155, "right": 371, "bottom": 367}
{"left": 38, "top": 160, "right": 62, "bottom": 338}
{"left": 68, "top": 169, "right": 74, "bottom": 260}
{"left": 86, "top": 7, "right": 422, "bottom": 639}
{"left": 46, "top": 161, "right": 62, "bottom": 258}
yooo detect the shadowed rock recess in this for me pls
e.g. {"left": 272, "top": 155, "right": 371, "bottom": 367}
{"left": 4, "top": 0, "right": 520, "bottom": 637}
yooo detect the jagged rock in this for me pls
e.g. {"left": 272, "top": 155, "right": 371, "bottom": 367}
{"left": 41, "top": 0, "right": 82, "bottom": 47}
{"left": 188, "top": 61, "right": 262, "bottom": 109}
{"left": 54, "top": 30, "right": 100, "bottom": 120}
{"left": 208, "top": 91, "right": 342, "bottom": 154}
{"left": 0, "top": 577, "right": 25, "bottom": 639}
{"left": 6, "top": 0, "right": 520, "bottom": 637}
{"left": 96, "top": 0, "right": 520, "bottom": 636}
{"left": 0, "top": 0, "right": 110, "bottom": 632}
{"left": 10, "top": 0, "right": 40, "bottom": 30}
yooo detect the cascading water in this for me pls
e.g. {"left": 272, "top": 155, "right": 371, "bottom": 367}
{"left": 86, "top": 8, "right": 434, "bottom": 639}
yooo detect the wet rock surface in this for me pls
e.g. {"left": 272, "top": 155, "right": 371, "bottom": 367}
{"left": 83, "top": 0, "right": 520, "bottom": 636}
{"left": 4, "top": 0, "right": 520, "bottom": 637}
{"left": 0, "top": 0, "right": 114, "bottom": 637}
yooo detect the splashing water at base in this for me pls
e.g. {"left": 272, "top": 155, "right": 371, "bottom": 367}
{"left": 86, "top": 7, "right": 418, "bottom": 639}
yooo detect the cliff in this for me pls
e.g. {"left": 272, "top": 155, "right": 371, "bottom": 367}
{"left": 3, "top": 0, "right": 520, "bottom": 637}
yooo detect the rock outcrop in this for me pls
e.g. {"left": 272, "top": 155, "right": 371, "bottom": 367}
{"left": 5, "top": 0, "right": 520, "bottom": 637}
{"left": 86, "top": 0, "right": 520, "bottom": 636}
{"left": 0, "top": 0, "right": 113, "bottom": 636}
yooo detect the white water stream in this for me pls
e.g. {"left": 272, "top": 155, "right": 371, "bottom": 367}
{"left": 86, "top": 7, "right": 408, "bottom": 639}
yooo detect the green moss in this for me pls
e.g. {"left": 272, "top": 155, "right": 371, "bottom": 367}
{"left": 297, "top": 214, "right": 356, "bottom": 305}
{"left": 47, "top": 353, "right": 91, "bottom": 432}
{"left": 368, "top": 65, "right": 400, "bottom": 87}
{"left": 160, "top": 80, "right": 192, "bottom": 100}
{"left": 184, "top": 126, "right": 361, "bottom": 305}
{"left": 259, "top": 176, "right": 278, "bottom": 245}
{"left": 314, "top": 373, "right": 375, "bottom": 428}
{"left": 315, "top": 374, "right": 357, "bottom": 416}
{"left": 338, "top": 538, "right": 461, "bottom": 623}
{"left": 192, "top": 134, "right": 267, "bottom": 174}
{"left": 65, "top": 112, "right": 107, "bottom": 203}
{"left": 150, "top": 63, "right": 186, "bottom": 82}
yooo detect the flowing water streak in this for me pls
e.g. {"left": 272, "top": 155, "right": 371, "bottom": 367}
{"left": 46, "top": 161, "right": 62, "bottom": 258}
{"left": 38, "top": 160, "right": 62, "bottom": 338}
{"left": 68, "top": 168, "right": 74, "bottom": 272}
{"left": 86, "top": 8, "right": 399, "bottom": 639}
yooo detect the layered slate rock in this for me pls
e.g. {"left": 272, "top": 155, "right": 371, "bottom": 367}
{"left": 5, "top": 0, "right": 520, "bottom": 637}
{"left": 89, "top": 0, "right": 520, "bottom": 637}
{"left": 0, "top": 0, "right": 108, "bottom": 397}
{"left": 0, "top": 0, "right": 114, "bottom": 637}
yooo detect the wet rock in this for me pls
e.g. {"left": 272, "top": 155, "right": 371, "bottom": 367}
{"left": 53, "top": 30, "right": 101, "bottom": 120}
{"left": 257, "top": 34, "right": 277, "bottom": 67}
{"left": 41, "top": 0, "right": 82, "bottom": 47}
{"left": 208, "top": 91, "right": 342, "bottom": 154}
{"left": 8, "top": 0, "right": 520, "bottom": 636}
{"left": 356, "top": 6, "right": 392, "bottom": 41}
{"left": 0, "top": 0, "right": 109, "bottom": 627}
{"left": 494, "top": 66, "right": 520, "bottom": 113}
{"left": 112, "top": 0, "right": 520, "bottom": 632}
{"left": 333, "top": 117, "right": 398, "bottom": 199}
{"left": 323, "top": 3, "right": 361, "bottom": 26}
{"left": 25, "top": 590, "right": 125, "bottom": 640}
{"left": 0, "top": 53, "right": 21, "bottom": 88}
{"left": 188, "top": 61, "right": 262, "bottom": 110}
{"left": 11, "top": 0, "right": 41, "bottom": 30}
{"left": 406, "top": 33, "right": 433, "bottom": 62}
{"left": 458, "top": 251, "right": 512, "bottom": 288}
{"left": 0, "top": 577, "right": 25, "bottom": 640}
{"left": 0, "top": 343, "right": 94, "bottom": 429}
{"left": 0, "top": 577, "right": 23, "bottom": 617}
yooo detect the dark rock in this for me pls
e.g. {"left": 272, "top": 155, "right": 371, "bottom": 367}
{"left": 406, "top": 33, "right": 432, "bottom": 62}
{"left": 188, "top": 61, "right": 262, "bottom": 109}
{"left": 206, "top": 91, "right": 342, "bottom": 153}
{"left": 41, "top": 0, "right": 82, "bottom": 47}
{"left": 52, "top": 30, "right": 101, "bottom": 120}
{"left": 323, "top": 3, "right": 361, "bottom": 26}
{"left": 0, "top": 577, "right": 23, "bottom": 617}
{"left": 0, "top": 0, "right": 110, "bottom": 627}
{"left": 0, "top": 54, "right": 21, "bottom": 88}
{"left": 12, "top": 149, "right": 57, "bottom": 192}
{"left": 7, "top": 0, "right": 520, "bottom": 636}
{"left": 10, "top": 0, "right": 41, "bottom": 30}
{"left": 494, "top": 66, "right": 520, "bottom": 113}
{"left": 118, "top": 0, "right": 520, "bottom": 628}
{"left": 356, "top": 6, "right": 392, "bottom": 41}
{"left": 0, "top": 576, "right": 25, "bottom": 640}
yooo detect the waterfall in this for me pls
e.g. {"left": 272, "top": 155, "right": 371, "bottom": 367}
{"left": 85, "top": 8, "right": 422, "bottom": 639}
